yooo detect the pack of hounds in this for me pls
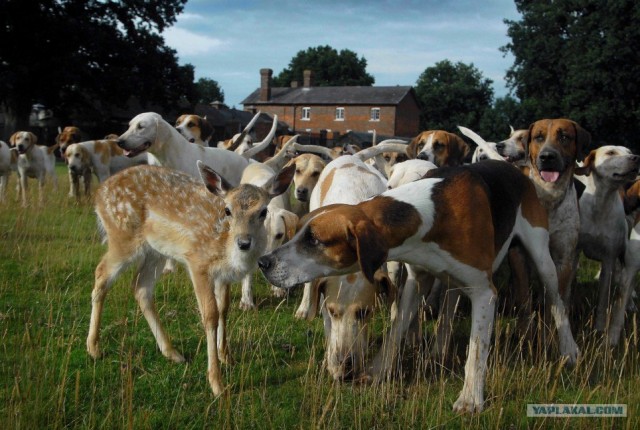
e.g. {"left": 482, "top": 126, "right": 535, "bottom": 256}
{"left": 3, "top": 112, "right": 640, "bottom": 413}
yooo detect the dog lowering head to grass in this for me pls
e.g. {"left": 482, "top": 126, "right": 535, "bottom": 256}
{"left": 86, "top": 162, "right": 294, "bottom": 396}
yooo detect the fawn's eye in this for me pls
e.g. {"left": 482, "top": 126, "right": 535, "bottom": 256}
{"left": 224, "top": 207, "right": 232, "bottom": 217}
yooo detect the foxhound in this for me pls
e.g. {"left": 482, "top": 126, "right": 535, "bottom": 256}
{"left": 259, "top": 160, "right": 579, "bottom": 413}
{"left": 175, "top": 114, "right": 213, "bottom": 146}
{"left": 575, "top": 145, "right": 640, "bottom": 336}
{"left": 9, "top": 131, "right": 58, "bottom": 206}
{"left": 406, "top": 130, "right": 469, "bottom": 167}
{"left": 0, "top": 140, "right": 17, "bottom": 202}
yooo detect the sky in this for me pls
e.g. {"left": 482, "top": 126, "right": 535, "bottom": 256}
{"left": 164, "top": 0, "right": 521, "bottom": 108}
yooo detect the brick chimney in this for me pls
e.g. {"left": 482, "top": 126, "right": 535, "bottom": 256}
{"left": 303, "top": 69, "right": 314, "bottom": 88}
{"left": 260, "top": 68, "right": 272, "bottom": 101}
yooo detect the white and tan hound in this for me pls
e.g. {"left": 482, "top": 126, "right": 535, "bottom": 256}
{"left": 259, "top": 160, "right": 579, "bottom": 413}
{"left": 175, "top": 114, "right": 213, "bottom": 146}
{"left": 9, "top": 131, "right": 58, "bottom": 206}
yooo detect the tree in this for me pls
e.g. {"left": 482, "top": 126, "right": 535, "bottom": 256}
{"left": 502, "top": 0, "right": 640, "bottom": 148}
{"left": 273, "top": 45, "right": 375, "bottom": 87}
{"left": 414, "top": 60, "right": 494, "bottom": 134}
{"left": 194, "top": 78, "right": 225, "bottom": 104}
{"left": 0, "top": 0, "right": 192, "bottom": 138}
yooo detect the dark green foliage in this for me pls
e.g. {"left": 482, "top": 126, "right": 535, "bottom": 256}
{"left": 502, "top": 0, "right": 640, "bottom": 150}
{"left": 273, "top": 45, "right": 375, "bottom": 87}
{"left": 414, "top": 60, "right": 494, "bottom": 135}
{"left": 0, "top": 0, "right": 193, "bottom": 133}
{"left": 194, "top": 77, "right": 225, "bottom": 104}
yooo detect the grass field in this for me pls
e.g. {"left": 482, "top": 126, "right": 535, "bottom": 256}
{"left": 0, "top": 165, "right": 638, "bottom": 429}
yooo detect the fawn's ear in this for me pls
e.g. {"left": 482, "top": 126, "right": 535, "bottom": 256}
{"left": 197, "top": 160, "right": 233, "bottom": 197}
{"left": 268, "top": 163, "right": 295, "bottom": 198}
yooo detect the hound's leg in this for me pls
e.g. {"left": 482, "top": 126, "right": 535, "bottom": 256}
{"left": 452, "top": 282, "right": 496, "bottom": 414}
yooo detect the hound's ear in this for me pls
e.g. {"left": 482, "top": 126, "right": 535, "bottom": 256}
{"left": 307, "top": 278, "right": 327, "bottom": 321}
{"left": 174, "top": 115, "right": 185, "bottom": 127}
{"left": 454, "top": 134, "right": 470, "bottom": 161}
{"left": 29, "top": 132, "right": 38, "bottom": 145}
{"left": 346, "top": 219, "right": 388, "bottom": 284}
{"left": 572, "top": 121, "right": 591, "bottom": 161}
{"left": 280, "top": 210, "right": 299, "bottom": 241}
{"left": 509, "top": 125, "right": 515, "bottom": 136}
{"left": 200, "top": 117, "right": 214, "bottom": 140}
{"left": 9, "top": 132, "right": 18, "bottom": 146}
{"left": 197, "top": 160, "right": 232, "bottom": 196}
{"left": 575, "top": 149, "right": 596, "bottom": 176}
{"left": 525, "top": 122, "right": 536, "bottom": 158}
{"left": 406, "top": 135, "right": 420, "bottom": 159}
{"left": 373, "top": 270, "right": 397, "bottom": 306}
{"left": 267, "top": 163, "right": 295, "bottom": 197}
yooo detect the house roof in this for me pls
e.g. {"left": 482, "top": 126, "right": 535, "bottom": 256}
{"left": 242, "top": 86, "right": 415, "bottom": 106}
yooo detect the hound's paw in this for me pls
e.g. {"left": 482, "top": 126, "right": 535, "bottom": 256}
{"left": 271, "top": 286, "right": 288, "bottom": 298}
{"left": 86, "top": 341, "right": 101, "bottom": 359}
{"left": 452, "top": 394, "right": 484, "bottom": 414}
{"left": 238, "top": 301, "right": 256, "bottom": 311}
{"left": 294, "top": 307, "right": 309, "bottom": 320}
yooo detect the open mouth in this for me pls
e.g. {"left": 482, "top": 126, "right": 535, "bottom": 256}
{"left": 540, "top": 170, "right": 562, "bottom": 183}
{"left": 17, "top": 147, "right": 27, "bottom": 155}
{"left": 122, "top": 141, "right": 151, "bottom": 158}
{"left": 613, "top": 169, "right": 638, "bottom": 179}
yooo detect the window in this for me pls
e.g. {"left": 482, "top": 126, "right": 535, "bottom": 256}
{"left": 301, "top": 107, "right": 311, "bottom": 120}
{"left": 370, "top": 108, "right": 380, "bottom": 121}
{"left": 335, "top": 107, "right": 345, "bottom": 121}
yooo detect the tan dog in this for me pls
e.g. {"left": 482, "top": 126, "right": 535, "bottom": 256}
{"left": 10, "top": 131, "right": 58, "bottom": 206}
{"left": 175, "top": 114, "right": 213, "bottom": 146}
{"left": 56, "top": 126, "right": 83, "bottom": 157}
{"left": 287, "top": 153, "right": 327, "bottom": 216}
{"left": 406, "top": 130, "right": 469, "bottom": 166}
{"left": 88, "top": 162, "right": 294, "bottom": 396}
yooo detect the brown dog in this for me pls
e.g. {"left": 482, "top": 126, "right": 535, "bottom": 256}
{"left": 406, "top": 130, "right": 469, "bottom": 167}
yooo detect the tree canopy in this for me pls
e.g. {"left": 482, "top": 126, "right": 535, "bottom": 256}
{"left": 273, "top": 45, "right": 375, "bottom": 87}
{"left": 194, "top": 78, "right": 225, "bottom": 104}
{"left": 0, "top": 0, "right": 193, "bottom": 136}
{"left": 414, "top": 60, "right": 494, "bottom": 134}
{"left": 502, "top": 0, "right": 640, "bottom": 148}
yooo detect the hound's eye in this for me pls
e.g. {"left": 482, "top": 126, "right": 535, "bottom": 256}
{"left": 535, "top": 134, "right": 544, "bottom": 142}
{"left": 559, "top": 134, "right": 570, "bottom": 144}
{"left": 137, "top": 123, "right": 143, "bottom": 130}
{"left": 188, "top": 122, "right": 195, "bottom": 128}
{"left": 224, "top": 207, "right": 232, "bottom": 217}
{"left": 75, "top": 154, "right": 80, "bottom": 158}
{"left": 275, "top": 232, "right": 284, "bottom": 240}
{"left": 259, "top": 208, "right": 268, "bottom": 219}
{"left": 606, "top": 150, "right": 616, "bottom": 156}
{"left": 296, "top": 169, "right": 302, "bottom": 174}
{"left": 311, "top": 171, "right": 320, "bottom": 177}
{"left": 383, "top": 155, "right": 391, "bottom": 162}
{"left": 434, "top": 141, "right": 444, "bottom": 150}
{"left": 355, "top": 308, "right": 371, "bottom": 321}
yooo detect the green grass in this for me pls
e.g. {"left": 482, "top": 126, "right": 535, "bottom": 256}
{"left": 0, "top": 165, "right": 638, "bottom": 429}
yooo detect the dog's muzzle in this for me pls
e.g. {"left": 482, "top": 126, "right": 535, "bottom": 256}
{"left": 537, "top": 148, "right": 566, "bottom": 183}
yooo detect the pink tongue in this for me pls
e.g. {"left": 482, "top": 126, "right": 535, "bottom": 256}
{"left": 540, "top": 170, "right": 560, "bottom": 182}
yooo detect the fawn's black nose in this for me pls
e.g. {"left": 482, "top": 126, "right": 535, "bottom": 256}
{"left": 237, "top": 237, "right": 252, "bottom": 251}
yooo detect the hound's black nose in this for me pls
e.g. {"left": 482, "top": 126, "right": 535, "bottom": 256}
{"left": 538, "top": 149, "right": 558, "bottom": 162}
{"left": 417, "top": 152, "right": 429, "bottom": 160}
{"left": 116, "top": 139, "right": 125, "bottom": 148}
{"left": 258, "top": 255, "right": 271, "bottom": 272}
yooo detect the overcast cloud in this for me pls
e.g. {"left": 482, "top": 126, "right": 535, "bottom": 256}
{"left": 164, "top": 0, "right": 521, "bottom": 107}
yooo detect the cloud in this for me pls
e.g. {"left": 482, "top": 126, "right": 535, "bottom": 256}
{"left": 163, "top": 27, "right": 227, "bottom": 56}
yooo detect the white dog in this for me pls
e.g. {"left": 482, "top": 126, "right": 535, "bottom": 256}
{"left": 9, "top": 131, "right": 58, "bottom": 206}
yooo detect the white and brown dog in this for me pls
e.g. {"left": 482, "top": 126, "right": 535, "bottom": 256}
{"left": 175, "top": 114, "right": 213, "bottom": 146}
{"left": 406, "top": 130, "right": 469, "bottom": 167}
{"left": 259, "top": 160, "right": 579, "bottom": 413}
{"left": 575, "top": 145, "right": 640, "bottom": 337}
{"left": 9, "top": 131, "right": 58, "bottom": 206}
{"left": 64, "top": 139, "right": 148, "bottom": 200}
{"left": 470, "top": 126, "right": 527, "bottom": 164}
{"left": 56, "top": 126, "right": 83, "bottom": 158}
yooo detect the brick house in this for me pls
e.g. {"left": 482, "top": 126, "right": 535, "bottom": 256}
{"left": 241, "top": 69, "right": 420, "bottom": 143}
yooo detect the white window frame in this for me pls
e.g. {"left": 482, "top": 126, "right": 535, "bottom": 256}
{"left": 370, "top": 107, "right": 380, "bottom": 122}
{"left": 301, "top": 107, "right": 311, "bottom": 121}
{"left": 335, "top": 107, "right": 345, "bottom": 121}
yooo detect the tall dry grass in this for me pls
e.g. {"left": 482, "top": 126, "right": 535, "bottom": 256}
{"left": 0, "top": 165, "right": 638, "bottom": 429}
